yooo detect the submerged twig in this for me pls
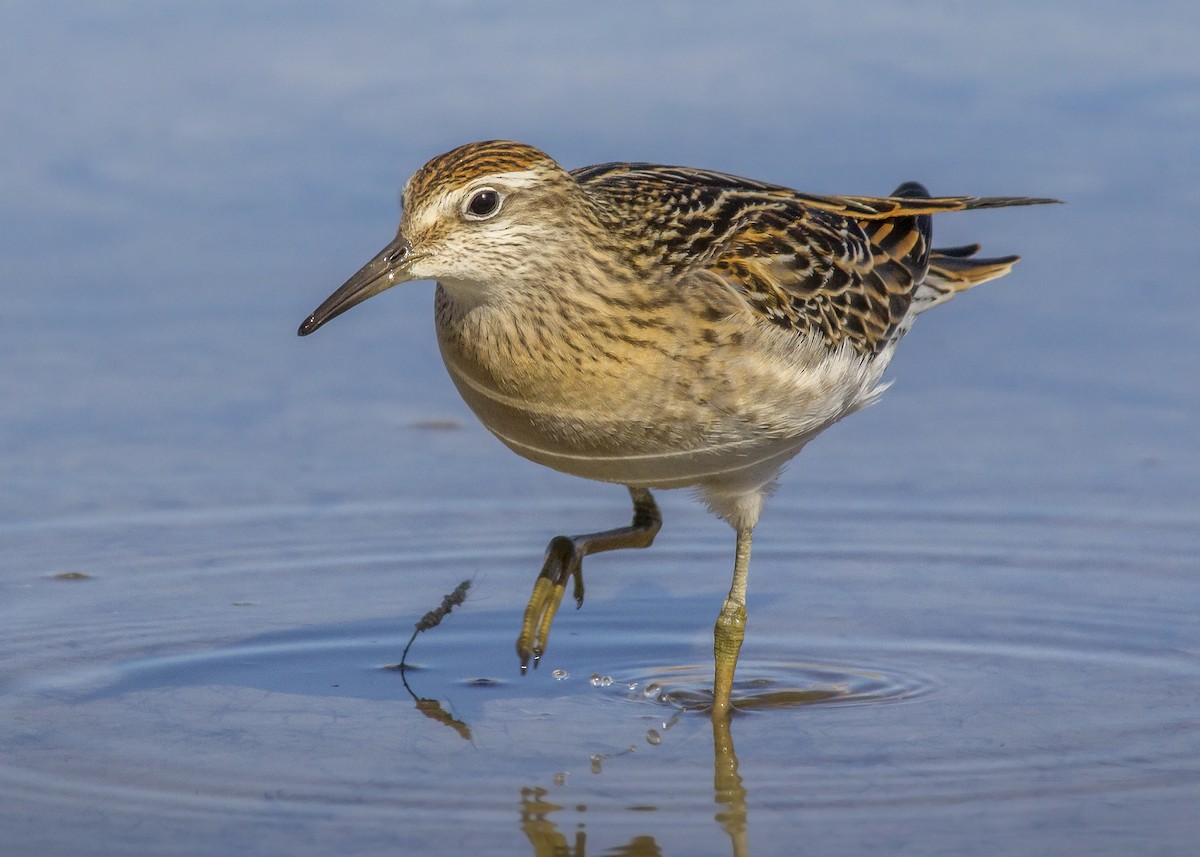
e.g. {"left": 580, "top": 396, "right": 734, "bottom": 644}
{"left": 399, "top": 578, "right": 472, "bottom": 670}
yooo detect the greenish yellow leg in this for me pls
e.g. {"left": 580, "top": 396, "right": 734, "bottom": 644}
{"left": 712, "top": 526, "right": 752, "bottom": 718}
{"left": 516, "top": 487, "right": 661, "bottom": 671}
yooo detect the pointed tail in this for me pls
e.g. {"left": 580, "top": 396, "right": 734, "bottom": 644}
{"left": 909, "top": 243, "right": 1021, "bottom": 312}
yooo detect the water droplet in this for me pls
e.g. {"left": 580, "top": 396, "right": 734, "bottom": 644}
{"left": 646, "top": 729, "right": 662, "bottom": 746}
{"left": 589, "top": 754, "right": 603, "bottom": 774}
{"left": 589, "top": 673, "right": 601, "bottom": 686}
{"left": 552, "top": 669, "right": 569, "bottom": 681}
{"left": 642, "top": 682, "right": 662, "bottom": 699}
{"left": 553, "top": 772, "right": 568, "bottom": 786}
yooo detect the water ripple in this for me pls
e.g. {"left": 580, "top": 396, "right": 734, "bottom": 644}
{"left": 1, "top": 497, "right": 1197, "bottom": 848}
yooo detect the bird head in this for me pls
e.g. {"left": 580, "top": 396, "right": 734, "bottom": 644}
{"left": 298, "top": 140, "right": 577, "bottom": 336}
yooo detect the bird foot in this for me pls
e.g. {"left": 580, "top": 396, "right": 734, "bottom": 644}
{"left": 515, "top": 535, "right": 584, "bottom": 671}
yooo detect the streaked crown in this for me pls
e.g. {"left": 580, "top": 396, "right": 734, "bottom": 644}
{"left": 403, "top": 140, "right": 566, "bottom": 207}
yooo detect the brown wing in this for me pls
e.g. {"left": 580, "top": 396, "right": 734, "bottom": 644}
{"left": 575, "top": 163, "right": 1056, "bottom": 355}
{"left": 702, "top": 185, "right": 934, "bottom": 355}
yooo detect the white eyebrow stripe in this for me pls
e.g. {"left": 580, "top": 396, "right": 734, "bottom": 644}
{"left": 404, "top": 167, "right": 553, "bottom": 234}
{"left": 476, "top": 169, "right": 545, "bottom": 190}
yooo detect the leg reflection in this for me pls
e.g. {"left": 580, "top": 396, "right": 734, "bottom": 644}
{"left": 712, "top": 714, "right": 748, "bottom": 857}
{"left": 515, "top": 709, "right": 747, "bottom": 856}
{"left": 519, "top": 786, "right": 585, "bottom": 856}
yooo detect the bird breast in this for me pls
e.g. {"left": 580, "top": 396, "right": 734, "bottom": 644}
{"left": 432, "top": 283, "right": 887, "bottom": 492}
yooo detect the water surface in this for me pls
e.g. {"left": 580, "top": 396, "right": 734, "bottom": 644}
{"left": 2, "top": 2, "right": 1197, "bottom": 855}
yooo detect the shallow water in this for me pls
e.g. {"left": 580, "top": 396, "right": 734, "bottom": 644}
{"left": 5, "top": 495, "right": 1197, "bottom": 854}
{"left": 3, "top": 2, "right": 1199, "bottom": 855}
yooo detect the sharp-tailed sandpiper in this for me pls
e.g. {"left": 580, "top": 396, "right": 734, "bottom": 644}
{"left": 299, "top": 140, "right": 1056, "bottom": 718}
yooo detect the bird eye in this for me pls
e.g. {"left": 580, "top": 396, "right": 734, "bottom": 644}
{"left": 465, "top": 188, "right": 501, "bottom": 220}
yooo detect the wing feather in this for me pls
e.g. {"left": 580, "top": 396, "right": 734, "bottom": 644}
{"left": 575, "top": 162, "right": 1056, "bottom": 355}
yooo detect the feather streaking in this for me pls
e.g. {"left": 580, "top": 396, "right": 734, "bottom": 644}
{"left": 298, "top": 140, "right": 1058, "bottom": 718}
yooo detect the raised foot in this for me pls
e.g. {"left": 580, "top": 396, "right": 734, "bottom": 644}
{"left": 513, "top": 487, "right": 662, "bottom": 674}
{"left": 515, "top": 535, "right": 584, "bottom": 671}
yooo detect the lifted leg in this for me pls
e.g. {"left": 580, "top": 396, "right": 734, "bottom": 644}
{"left": 712, "top": 526, "right": 752, "bottom": 719}
{"left": 516, "top": 487, "right": 661, "bottom": 670}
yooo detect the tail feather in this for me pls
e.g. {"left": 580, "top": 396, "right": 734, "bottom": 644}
{"left": 929, "top": 246, "right": 1020, "bottom": 291}
{"left": 914, "top": 245, "right": 1022, "bottom": 313}
{"left": 854, "top": 182, "right": 1055, "bottom": 327}
{"left": 930, "top": 243, "right": 982, "bottom": 258}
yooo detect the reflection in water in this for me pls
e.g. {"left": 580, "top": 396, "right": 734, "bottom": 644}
{"left": 392, "top": 652, "right": 920, "bottom": 855}
{"left": 3, "top": 505, "right": 1198, "bottom": 855}
{"left": 520, "top": 787, "right": 588, "bottom": 857}
{"left": 514, "top": 707, "right": 752, "bottom": 857}
{"left": 408, "top": 689, "right": 473, "bottom": 742}
{"left": 509, "top": 670, "right": 890, "bottom": 856}
{"left": 518, "top": 787, "right": 664, "bottom": 856}
{"left": 713, "top": 715, "right": 748, "bottom": 857}
{"left": 394, "top": 654, "right": 473, "bottom": 741}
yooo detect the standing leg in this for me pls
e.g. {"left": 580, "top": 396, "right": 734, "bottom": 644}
{"left": 516, "top": 487, "right": 661, "bottom": 670}
{"left": 712, "top": 526, "right": 752, "bottom": 718}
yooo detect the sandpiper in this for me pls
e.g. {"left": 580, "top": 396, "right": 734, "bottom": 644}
{"left": 299, "top": 140, "right": 1056, "bottom": 718}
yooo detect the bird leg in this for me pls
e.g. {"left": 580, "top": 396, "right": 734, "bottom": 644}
{"left": 712, "top": 526, "right": 752, "bottom": 718}
{"left": 517, "top": 487, "right": 661, "bottom": 671}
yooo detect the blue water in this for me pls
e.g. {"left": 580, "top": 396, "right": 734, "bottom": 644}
{"left": 2, "top": 2, "right": 1198, "bottom": 855}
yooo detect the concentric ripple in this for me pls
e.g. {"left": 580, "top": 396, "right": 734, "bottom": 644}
{"left": 1, "top": 497, "right": 1198, "bottom": 853}
{"left": 611, "top": 658, "right": 940, "bottom": 712}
